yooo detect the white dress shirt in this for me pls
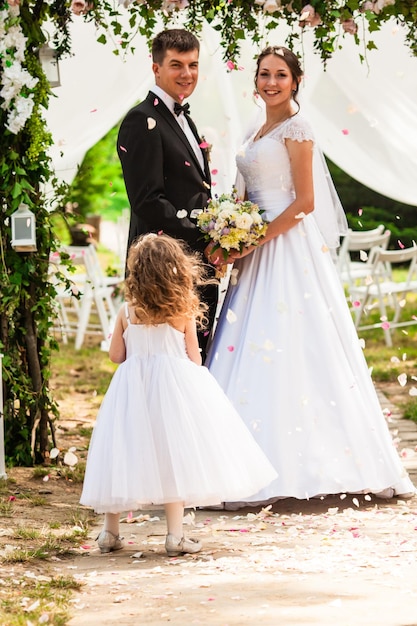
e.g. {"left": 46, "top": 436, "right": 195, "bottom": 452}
{"left": 151, "top": 85, "right": 205, "bottom": 172}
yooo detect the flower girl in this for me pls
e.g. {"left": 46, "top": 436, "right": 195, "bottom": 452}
{"left": 80, "top": 233, "right": 276, "bottom": 556}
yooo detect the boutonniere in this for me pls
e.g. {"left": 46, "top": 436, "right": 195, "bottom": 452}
{"left": 199, "top": 136, "right": 212, "bottom": 163}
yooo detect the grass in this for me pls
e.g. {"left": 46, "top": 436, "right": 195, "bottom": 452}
{"left": 0, "top": 574, "right": 81, "bottom": 625}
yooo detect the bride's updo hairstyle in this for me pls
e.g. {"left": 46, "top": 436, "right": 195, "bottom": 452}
{"left": 125, "top": 233, "right": 208, "bottom": 328}
{"left": 255, "top": 46, "right": 304, "bottom": 111}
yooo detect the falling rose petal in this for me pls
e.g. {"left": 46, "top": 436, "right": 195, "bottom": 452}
{"left": 119, "top": 145, "right": 127, "bottom": 153}
{"left": 176, "top": 209, "right": 187, "bottom": 219}
{"left": 43, "top": 475, "right": 49, "bottom": 482}
{"left": 227, "top": 345, "right": 235, "bottom": 352}
{"left": 179, "top": 93, "right": 185, "bottom": 101}
{"left": 64, "top": 451, "right": 78, "bottom": 467}
{"left": 90, "top": 108, "right": 97, "bottom": 113}
{"left": 409, "top": 387, "right": 417, "bottom": 396}
{"left": 342, "top": 128, "right": 349, "bottom": 135}
{"left": 230, "top": 268, "right": 239, "bottom": 285}
{"left": 50, "top": 447, "right": 60, "bottom": 459}
{"left": 226, "top": 308, "right": 237, "bottom": 324}
{"left": 147, "top": 117, "right": 157, "bottom": 130}
{"left": 398, "top": 373, "right": 407, "bottom": 387}
{"left": 157, "top": 230, "right": 164, "bottom": 235}
{"left": 226, "top": 60, "right": 235, "bottom": 71}
{"left": 184, "top": 161, "right": 191, "bottom": 167}
{"left": 211, "top": 169, "right": 218, "bottom": 175}
{"left": 352, "top": 300, "right": 361, "bottom": 308}
{"left": 153, "top": 98, "right": 159, "bottom": 106}
{"left": 398, "top": 240, "right": 405, "bottom": 249}
{"left": 8, "top": 496, "right": 16, "bottom": 501}
{"left": 199, "top": 141, "right": 210, "bottom": 149}
{"left": 381, "top": 321, "right": 390, "bottom": 330}
{"left": 358, "top": 208, "right": 363, "bottom": 216}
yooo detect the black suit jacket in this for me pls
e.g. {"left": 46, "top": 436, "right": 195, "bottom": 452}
{"left": 117, "top": 91, "right": 211, "bottom": 254}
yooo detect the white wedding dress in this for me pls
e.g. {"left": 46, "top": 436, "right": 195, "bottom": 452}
{"left": 206, "top": 115, "right": 415, "bottom": 505}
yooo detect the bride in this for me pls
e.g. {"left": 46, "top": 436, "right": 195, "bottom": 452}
{"left": 206, "top": 45, "right": 415, "bottom": 506}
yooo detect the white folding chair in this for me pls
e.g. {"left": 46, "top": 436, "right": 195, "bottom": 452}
{"left": 51, "top": 245, "right": 124, "bottom": 350}
{"left": 350, "top": 244, "right": 417, "bottom": 346}
{"left": 336, "top": 226, "right": 390, "bottom": 290}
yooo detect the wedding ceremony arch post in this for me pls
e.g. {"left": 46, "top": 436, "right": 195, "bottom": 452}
{"left": 1, "top": 0, "right": 417, "bottom": 465}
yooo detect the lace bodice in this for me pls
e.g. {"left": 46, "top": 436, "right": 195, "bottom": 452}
{"left": 236, "top": 115, "right": 315, "bottom": 222}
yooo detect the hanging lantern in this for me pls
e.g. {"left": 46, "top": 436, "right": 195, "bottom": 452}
{"left": 38, "top": 44, "right": 61, "bottom": 88}
{"left": 11, "top": 203, "right": 37, "bottom": 252}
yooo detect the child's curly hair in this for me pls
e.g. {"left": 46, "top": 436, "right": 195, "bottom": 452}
{"left": 125, "top": 233, "right": 209, "bottom": 328}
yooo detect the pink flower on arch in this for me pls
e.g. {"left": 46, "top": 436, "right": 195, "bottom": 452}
{"left": 299, "top": 4, "right": 322, "bottom": 27}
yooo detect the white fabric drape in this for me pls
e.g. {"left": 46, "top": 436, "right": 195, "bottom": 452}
{"left": 46, "top": 17, "right": 417, "bottom": 206}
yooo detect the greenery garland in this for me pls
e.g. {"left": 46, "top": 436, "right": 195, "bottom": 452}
{"left": 0, "top": 0, "right": 416, "bottom": 465}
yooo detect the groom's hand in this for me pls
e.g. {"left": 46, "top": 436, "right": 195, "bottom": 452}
{"left": 204, "top": 242, "right": 229, "bottom": 268}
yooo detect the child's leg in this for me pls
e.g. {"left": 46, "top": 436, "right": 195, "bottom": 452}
{"left": 164, "top": 502, "right": 201, "bottom": 556}
{"left": 164, "top": 502, "right": 184, "bottom": 538}
{"left": 96, "top": 512, "right": 123, "bottom": 553}
{"left": 103, "top": 512, "right": 120, "bottom": 536}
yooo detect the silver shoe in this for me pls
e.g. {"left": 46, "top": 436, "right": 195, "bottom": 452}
{"left": 96, "top": 530, "right": 124, "bottom": 554}
{"left": 165, "top": 534, "right": 202, "bottom": 557}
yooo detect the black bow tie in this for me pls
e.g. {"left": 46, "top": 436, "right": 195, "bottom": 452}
{"left": 174, "top": 101, "right": 190, "bottom": 116}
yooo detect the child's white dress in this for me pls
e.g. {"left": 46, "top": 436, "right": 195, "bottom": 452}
{"left": 80, "top": 308, "right": 277, "bottom": 513}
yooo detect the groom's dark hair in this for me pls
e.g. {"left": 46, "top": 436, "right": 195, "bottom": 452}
{"left": 152, "top": 29, "right": 200, "bottom": 64}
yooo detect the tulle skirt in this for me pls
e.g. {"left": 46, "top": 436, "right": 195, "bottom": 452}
{"left": 80, "top": 354, "right": 277, "bottom": 513}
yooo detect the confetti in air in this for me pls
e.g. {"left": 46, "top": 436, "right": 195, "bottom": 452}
{"left": 147, "top": 117, "right": 156, "bottom": 130}
{"left": 342, "top": 129, "right": 349, "bottom": 135}
{"left": 226, "top": 309, "right": 237, "bottom": 324}
{"left": 398, "top": 373, "right": 407, "bottom": 387}
{"left": 176, "top": 209, "right": 187, "bottom": 219}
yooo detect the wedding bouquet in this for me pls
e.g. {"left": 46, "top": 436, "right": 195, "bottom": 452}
{"left": 197, "top": 192, "right": 267, "bottom": 261}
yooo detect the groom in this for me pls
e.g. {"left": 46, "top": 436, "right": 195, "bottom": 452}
{"left": 117, "top": 28, "right": 220, "bottom": 360}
